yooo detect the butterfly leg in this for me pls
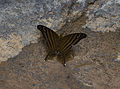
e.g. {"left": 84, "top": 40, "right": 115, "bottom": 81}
{"left": 61, "top": 54, "right": 66, "bottom": 67}
{"left": 44, "top": 51, "right": 55, "bottom": 61}
{"left": 63, "top": 57, "right": 66, "bottom": 67}
{"left": 44, "top": 52, "right": 51, "bottom": 61}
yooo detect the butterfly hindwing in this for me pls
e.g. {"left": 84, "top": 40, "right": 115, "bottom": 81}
{"left": 37, "top": 25, "right": 59, "bottom": 51}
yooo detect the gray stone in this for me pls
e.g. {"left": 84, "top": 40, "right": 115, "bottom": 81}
{"left": 0, "top": 0, "right": 91, "bottom": 62}
{"left": 0, "top": 0, "right": 119, "bottom": 66}
{"left": 84, "top": 0, "right": 120, "bottom": 32}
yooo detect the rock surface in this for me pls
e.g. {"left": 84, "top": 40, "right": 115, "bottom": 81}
{"left": 85, "top": 0, "right": 120, "bottom": 32}
{"left": 0, "top": 0, "right": 120, "bottom": 89}
{"left": 0, "top": 0, "right": 94, "bottom": 62}
{"left": 0, "top": 0, "right": 119, "bottom": 62}
{"left": 0, "top": 18, "right": 120, "bottom": 89}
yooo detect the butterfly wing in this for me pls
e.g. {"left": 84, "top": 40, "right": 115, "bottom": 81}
{"left": 59, "top": 33, "right": 87, "bottom": 54}
{"left": 37, "top": 25, "right": 87, "bottom": 66}
{"left": 37, "top": 25, "right": 59, "bottom": 52}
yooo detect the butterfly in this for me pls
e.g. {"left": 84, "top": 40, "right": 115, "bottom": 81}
{"left": 37, "top": 25, "right": 87, "bottom": 66}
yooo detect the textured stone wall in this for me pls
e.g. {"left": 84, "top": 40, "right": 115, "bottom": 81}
{"left": 0, "top": 0, "right": 120, "bottom": 62}
{"left": 85, "top": 0, "right": 120, "bottom": 32}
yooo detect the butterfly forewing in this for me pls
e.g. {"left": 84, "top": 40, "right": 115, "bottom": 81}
{"left": 59, "top": 33, "right": 87, "bottom": 54}
{"left": 37, "top": 25, "right": 59, "bottom": 51}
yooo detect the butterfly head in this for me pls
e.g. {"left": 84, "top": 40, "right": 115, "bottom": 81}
{"left": 54, "top": 50, "right": 60, "bottom": 55}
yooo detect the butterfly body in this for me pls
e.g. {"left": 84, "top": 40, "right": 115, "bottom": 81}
{"left": 37, "top": 25, "right": 87, "bottom": 66}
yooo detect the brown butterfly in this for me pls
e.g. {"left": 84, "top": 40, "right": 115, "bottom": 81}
{"left": 37, "top": 25, "right": 87, "bottom": 66}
